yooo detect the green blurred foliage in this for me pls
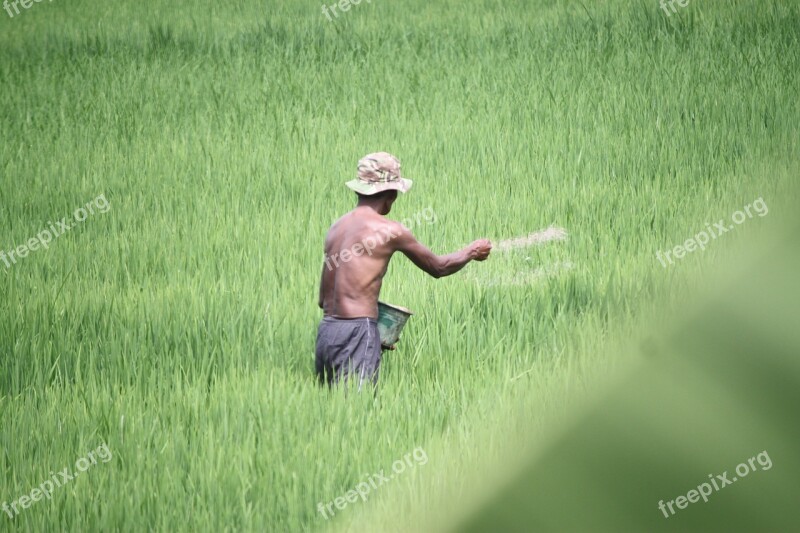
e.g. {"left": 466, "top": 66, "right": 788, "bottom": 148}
{"left": 458, "top": 221, "right": 800, "bottom": 532}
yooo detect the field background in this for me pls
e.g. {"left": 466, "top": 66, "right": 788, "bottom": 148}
{"left": 1, "top": 0, "right": 798, "bottom": 531}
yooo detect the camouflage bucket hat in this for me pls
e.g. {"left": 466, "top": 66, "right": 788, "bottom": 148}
{"left": 346, "top": 152, "right": 413, "bottom": 196}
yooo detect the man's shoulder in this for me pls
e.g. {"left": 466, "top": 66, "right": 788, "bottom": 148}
{"left": 337, "top": 212, "right": 412, "bottom": 242}
{"left": 349, "top": 212, "right": 398, "bottom": 231}
{"left": 372, "top": 218, "right": 411, "bottom": 238}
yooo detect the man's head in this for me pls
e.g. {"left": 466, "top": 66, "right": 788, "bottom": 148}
{"left": 356, "top": 189, "right": 398, "bottom": 215}
{"left": 346, "top": 152, "right": 412, "bottom": 199}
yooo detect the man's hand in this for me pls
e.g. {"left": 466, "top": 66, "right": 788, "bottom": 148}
{"left": 469, "top": 239, "right": 492, "bottom": 261}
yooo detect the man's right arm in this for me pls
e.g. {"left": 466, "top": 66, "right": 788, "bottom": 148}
{"left": 393, "top": 225, "right": 491, "bottom": 278}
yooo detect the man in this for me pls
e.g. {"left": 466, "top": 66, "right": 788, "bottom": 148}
{"left": 316, "top": 152, "right": 492, "bottom": 388}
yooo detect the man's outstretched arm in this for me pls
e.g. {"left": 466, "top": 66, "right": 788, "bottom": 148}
{"left": 394, "top": 225, "right": 491, "bottom": 278}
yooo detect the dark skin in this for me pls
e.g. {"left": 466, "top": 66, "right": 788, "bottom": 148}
{"left": 318, "top": 190, "right": 492, "bottom": 333}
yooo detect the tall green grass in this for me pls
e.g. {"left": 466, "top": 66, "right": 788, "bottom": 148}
{"left": 1, "top": 0, "right": 798, "bottom": 531}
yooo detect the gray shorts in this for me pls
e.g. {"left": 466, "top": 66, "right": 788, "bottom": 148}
{"left": 315, "top": 317, "right": 382, "bottom": 387}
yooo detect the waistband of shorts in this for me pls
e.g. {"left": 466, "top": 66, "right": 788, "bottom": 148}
{"left": 322, "top": 316, "right": 377, "bottom": 325}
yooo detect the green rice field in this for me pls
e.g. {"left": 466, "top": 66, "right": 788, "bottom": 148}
{"left": 1, "top": 0, "right": 798, "bottom": 531}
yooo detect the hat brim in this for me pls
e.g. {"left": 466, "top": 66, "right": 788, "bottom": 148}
{"left": 345, "top": 178, "right": 413, "bottom": 195}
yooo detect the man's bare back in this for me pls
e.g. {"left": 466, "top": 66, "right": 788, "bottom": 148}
{"left": 319, "top": 207, "right": 399, "bottom": 318}
{"left": 318, "top": 201, "right": 492, "bottom": 319}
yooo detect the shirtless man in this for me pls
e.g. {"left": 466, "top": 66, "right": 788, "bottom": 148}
{"left": 316, "top": 152, "right": 492, "bottom": 388}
